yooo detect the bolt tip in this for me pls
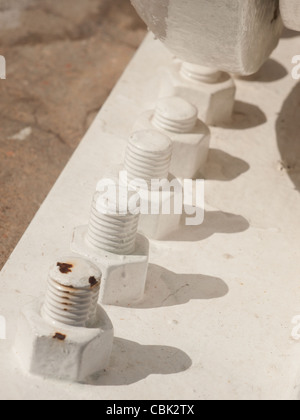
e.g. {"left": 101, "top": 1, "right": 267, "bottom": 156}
{"left": 129, "top": 129, "right": 172, "bottom": 154}
{"left": 50, "top": 257, "right": 102, "bottom": 289}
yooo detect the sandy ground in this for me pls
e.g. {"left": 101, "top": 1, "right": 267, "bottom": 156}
{"left": 0, "top": 0, "right": 146, "bottom": 269}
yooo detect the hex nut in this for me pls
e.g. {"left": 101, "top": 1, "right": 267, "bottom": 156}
{"left": 14, "top": 301, "right": 114, "bottom": 382}
{"left": 71, "top": 226, "right": 150, "bottom": 306}
{"left": 159, "top": 64, "right": 236, "bottom": 126}
{"left": 133, "top": 108, "right": 210, "bottom": 179}
{"left": 280, "top": 0, "right": 300, "bottom": 31}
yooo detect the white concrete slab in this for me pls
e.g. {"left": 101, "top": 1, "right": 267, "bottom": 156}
{"left": 1, "top": 34, "right": 300, "bottom": 400}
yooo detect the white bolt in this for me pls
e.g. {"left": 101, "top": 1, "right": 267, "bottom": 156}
{"left": 133, "top": 97, "right": 211, "bottom": 179}
{"left": 280, "top": 0, "right": 300, "bottom": 31}
{"left": 14, "top": 257, "right": 114, "bottom": 382}
{"left": 125, "top": 130, "right": 173, "bottom": 187}
{"left": 131, "top": 0, "right": 283, "bottom": 75}
{"left": 71, "top": 186, "right": 149, "bottom": 306}
{"left": 125, "top": 130, "right": 182, "bottom": 240}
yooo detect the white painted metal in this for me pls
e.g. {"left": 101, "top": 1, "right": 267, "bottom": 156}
{"left": 152, "top": 97, "right": 198, "bottom": 133}
{"left": 42, "top": 257, "right": 101, "bottom": 327}
{"left": 125, "top": 130, "right": 182, "bottom": 240}
{"left": 72, "top": 227, "right": 149, "bottom": 306}
{"left": 87, "top": 190, "right": 140, "bottom": 256}
{"left": 137, "top": 187, "right": 183, "bottom": 241}
{"left": 159, "top": 61, "right": 236, "bottom": 126}
{"left": 131, "top": 0, "right": 283, "bottom": 75}
{"left": 181, "top": 65, "right": 223, "bottom": 85}
{"left": 133, "top": 97, "right": 211, "bottom": 179}
{"left": 125, "top": 130, "right": 173, "bottom": 186}
{"left": 1, "top": 34, "right": 300, "bottom": 399}
{"left": 72, "top": 187, "right": 149, "bottom": 306}
{"left": 14, "top": 258, "right": 114, "bottom": 382}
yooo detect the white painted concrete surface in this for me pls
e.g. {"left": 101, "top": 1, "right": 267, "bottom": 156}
{"left": 1, "top": 33, "right": 300, "bottom": 399}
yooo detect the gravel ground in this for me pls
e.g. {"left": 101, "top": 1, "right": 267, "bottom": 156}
{"left": 0, "top": 0, "right": 146, "bottom": 269}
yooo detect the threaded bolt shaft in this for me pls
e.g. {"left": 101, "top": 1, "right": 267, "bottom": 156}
{"left": 152, "top": 97, "right": 198, "bottom": 134}
{"left": 124, "top": 130, "right": 173, "bottom": 186}
{"left": 42, "top": 257, "right": 101, "bottom": 328}
{"left": 180, "top": 62, "right": 222, "bottom": 84}
{"left": 86, "top": 187, "right": 140, "bottom": 255}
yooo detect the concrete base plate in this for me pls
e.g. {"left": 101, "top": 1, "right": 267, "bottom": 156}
{"left": 1, "top": 33, "right": 300, "bottom": 400}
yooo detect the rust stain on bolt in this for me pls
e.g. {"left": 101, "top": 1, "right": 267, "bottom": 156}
{"left": 53, "top": 333, "right": 66, "bottom": 341}
{"left": 57, "top": 262, "right": 73, "bottom": 274}
{"left": 89, "top": 276, "right": 99, "bottom": 287}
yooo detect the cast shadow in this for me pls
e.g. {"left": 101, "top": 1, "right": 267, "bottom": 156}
{"left": 276, "top": 82, "right": 300, "bottom": 191}
{"left": 85, "top": 337, "right": 192, "bottom": 386}
{"left": 131, "top": 264, "right": 229, "bottom": 309}
{"left": 219, "top": 101, "right": 267, "bottom": 130}
{"left": 237, "top": 59, "right": 288, "bottom": 83}
{"left": 281, "top": 27, "right": 300, "bottom": 38}
{"left": 204, "top": 149, "right": 250, "bottom": 181}
{"left": 164, "top": 210, "right": 250, "bottom": 242}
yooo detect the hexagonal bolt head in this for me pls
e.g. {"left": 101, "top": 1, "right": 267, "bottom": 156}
{"left": 71, "top": 226, "right": 149, "bottom": 306}
{"left": 159, "top": 63, "right": 236, "bottom": 126}
{"left": 137, "top": 186, "right": 182, "bottom": 240}
{"left": 14, "top": 258, "right": 114, "bottom": 382}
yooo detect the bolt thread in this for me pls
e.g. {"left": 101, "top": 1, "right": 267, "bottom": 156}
{"left": 125, "top": 130, "right": 172, "bottom": 186}
{"left": 180, "top": 62, "right": 222, "bottom": 84}
{"left": 152, "top": 97, "right": 198, "bottom": 134}
{"left": 86, "top": 192, "right": 140, "bottom": 255}
{"left": 42, "top": 258, "right": 101, "bottom": 328}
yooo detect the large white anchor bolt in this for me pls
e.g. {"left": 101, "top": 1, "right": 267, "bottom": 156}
{"left": 280, "top": 0, "right": 300, "bottom": 31}
{"left": 133, "top": 97, "right": 210, "bottom": 179}
{"left": 14, "top": 257, "right": 114, "bottom": 382}
{"left": 131, "top": 0, "right": 283, "bottom": 75}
